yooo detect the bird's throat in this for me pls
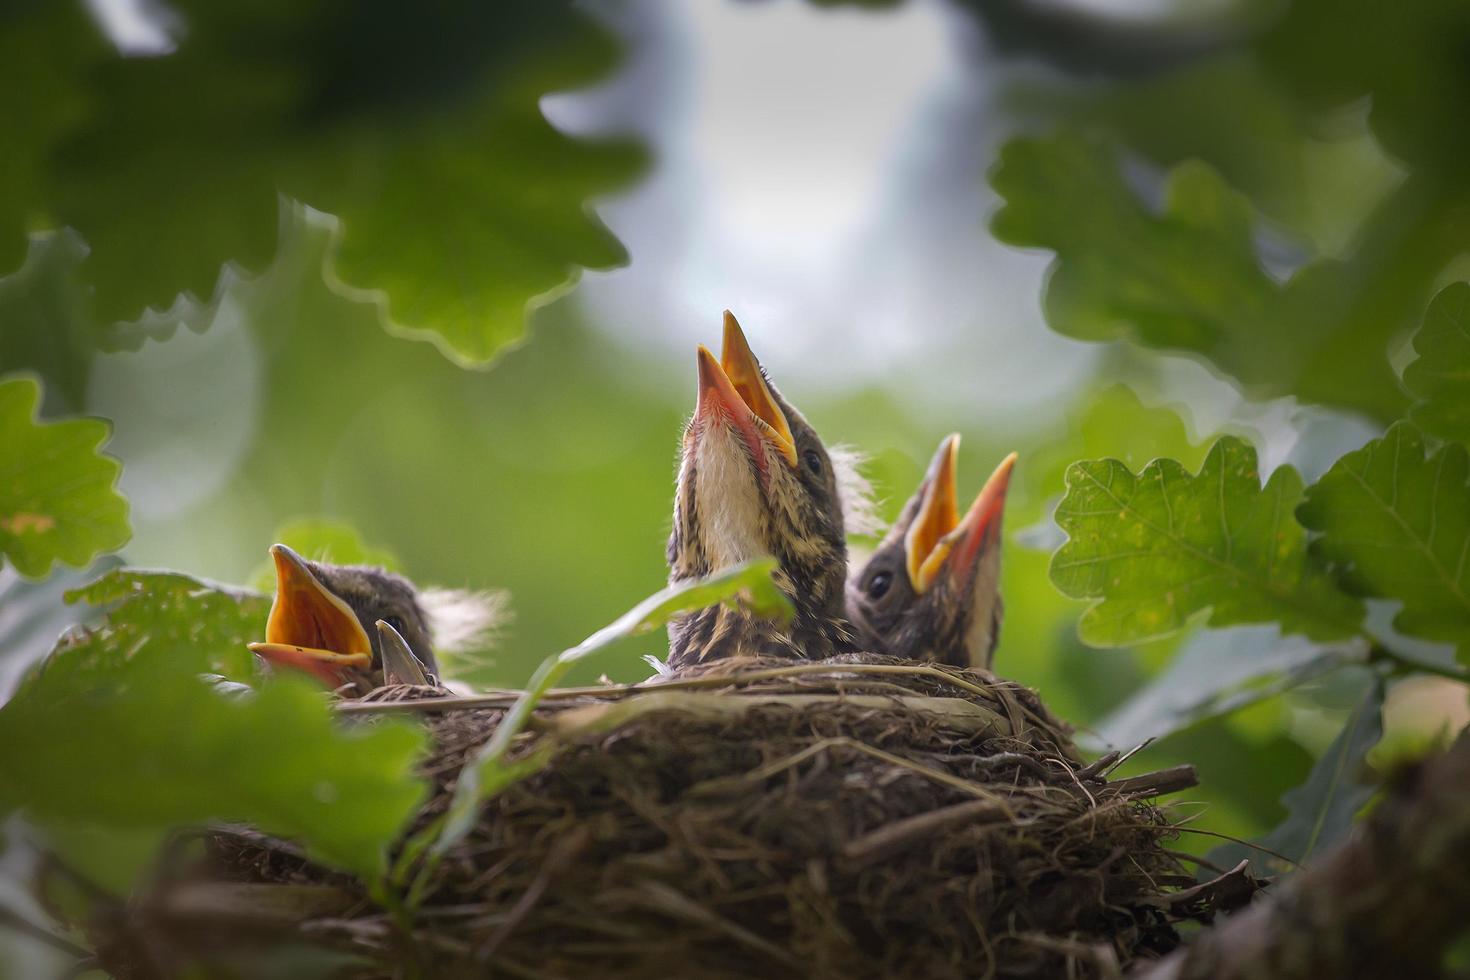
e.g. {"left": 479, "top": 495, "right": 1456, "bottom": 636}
{"left": 691, "top": 425, "right": 769, "bottom": 570}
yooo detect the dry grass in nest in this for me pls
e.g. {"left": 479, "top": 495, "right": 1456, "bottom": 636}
{"left": 110, "top": 655, "right": 1236, "bottom": 979}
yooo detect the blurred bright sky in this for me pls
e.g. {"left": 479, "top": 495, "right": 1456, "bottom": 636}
{"left": 560, "top": 0, "right": 1094, "bottom": 417}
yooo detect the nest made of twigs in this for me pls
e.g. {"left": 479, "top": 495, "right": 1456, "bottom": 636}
{"left": 101, "top": 655, "right": 1236, "bottom": 979}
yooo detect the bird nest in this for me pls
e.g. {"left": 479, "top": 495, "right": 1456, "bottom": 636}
{"left": 94, "top": 656, "right": 1237, "bottom": 979}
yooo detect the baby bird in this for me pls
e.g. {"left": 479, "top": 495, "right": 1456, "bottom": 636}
{"left": 666, "top": 312, "right": 860, "bottom": 668}
{"left": 247, "top": 543, "right": 501, "bottom": 694}
{"left": 847, "top": 435, "right": 1016, "bottom": 671}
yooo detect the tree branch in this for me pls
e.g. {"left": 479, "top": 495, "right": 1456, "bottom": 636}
{"left": 1135, "top": 733, "right": 1470, "bottom": 979}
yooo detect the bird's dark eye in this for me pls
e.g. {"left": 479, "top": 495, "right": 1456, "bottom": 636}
{"left": 382, "top": 615, "right": 405, "bottom": 635}
{"left": 802, "top": 449, "right": 823, "bottom": 475}
{"left": 866, "top": 570, "right": 892, "bottom": 599}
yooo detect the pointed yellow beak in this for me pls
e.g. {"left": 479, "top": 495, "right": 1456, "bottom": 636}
{"left": 376, "top": 619, "right": 431, "bottom": 687}
{"left": 719, "top": 311, "right": 798, "bottom": 467}
{"left": 247, "top": 544, "right": 372, "bottom": 687}
{"left": 908, "top": 445, "right": 1017, "bottom": 594}
{"left": 906, "top": 434, "right": 962, "bottom": 592}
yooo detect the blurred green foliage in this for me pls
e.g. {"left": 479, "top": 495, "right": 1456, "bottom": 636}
{"left": 246, "top": 519, "right": 402, "bottom": 593}
{"left": 0, "top": 232, "right": 94, "bottom": 414}
{"left": 1, "top": 0, "right": 643, "bottom": 364}
{"left": 1090, "top": 627, "right": 1366, "bottom": 752}
{"left": 994, "top": 0, "right": 1470, "bottom": 430}
{"left": 1256, "top": 0, "right": 1470, "bottom": 171}
{"left": 992, "top": 136, "right": 1411, "bottom": 421}
{"left": 1209, "top": 680, "right": 1384, "bottom": 876}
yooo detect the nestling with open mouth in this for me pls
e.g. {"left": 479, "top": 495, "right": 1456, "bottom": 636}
{"left": 247, "top": 543, "right": 504, "bottom": 695}
{"left": 847, "top": 434, "right": 1016, "bottom": 671}
{"left": 666, "top": 312, "right": 873, "bottom": 668}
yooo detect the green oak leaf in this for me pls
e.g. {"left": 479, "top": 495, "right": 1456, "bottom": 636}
{"left": 1209, "top": 681, "right": 1383, "bottom": 876}
{"left": 0, "top": 377, "right": 129, "bottom": 579}
{"left": 0, "top": 637, "right": 426, "bottom": 881}
{"left": 1051, "top": 436, "right": 1364, "bottom": 646}
{"left": 14, "top": 0, "right": 644, "bottom": 365}
{"left": 1088, "top": 57, "right": 1403, "bottom": 257}
{"left": 59, "top": 567, "right": 271, "bottom": 682}
{"left": 1404, "top": 282, "right": 1470, "bottom": 447}
{"left": 1298, "top": 422, "right": 1470, "bottom": 659}
{"left": 990, "top": 132, "right": 1411, "bottom": 421}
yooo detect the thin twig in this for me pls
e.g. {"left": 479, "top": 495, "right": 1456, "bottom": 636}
{"left": 1105, "top": 765, "right": 1199, "bottom": 799}
{"left": 743, "top": 736, "right": 1020, "bottom": 814}
{"left": 1170, "top": 827, "right": 1299, "bottom": 870}
{"left": 336, "top": 661, "right": 1008, "bottom": 716}
{"left": 841, "top": 798, "right": 1015, "bottom": 868}
{"left": 474, "top": 825, "right": 591, "bottom": 963}
{"left": 1075, "top": 751, "right": 1121, "bottom": 780}
{"left": 626, "top": 881, "right": 802, "bottom": 970}
{"left": 1102, "top": 738, "right": 1154, "bottom": 777}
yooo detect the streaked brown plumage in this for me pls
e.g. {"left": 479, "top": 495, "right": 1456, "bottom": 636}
{"left": 847, "top": 435, "right": 1015, "bottom": 671}
{"left": 666, "top": 313, "right": 854, "bottom": 668}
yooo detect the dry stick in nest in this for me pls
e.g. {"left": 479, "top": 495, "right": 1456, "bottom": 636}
{"left": 1136, "top": 732, "right": 1470, "bottom": 980}
{"left": 337, "top": 662, "right": 1040, "bottom": 717}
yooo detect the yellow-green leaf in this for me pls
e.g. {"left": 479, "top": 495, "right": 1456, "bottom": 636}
{"left": 1404, "top": 282, "right": 1470, "bottom": 447}
{"left": 1052, "top": 436, "right": 1364, "bottom": 646}
{"left": 61, "top": 567, "right": 270, "bottom": 682}
{"left": 0, "top": 377, "right": 129, "bottom": 579}
{"left": 1298, "top": 422, "right": 1470, "bottom": 659}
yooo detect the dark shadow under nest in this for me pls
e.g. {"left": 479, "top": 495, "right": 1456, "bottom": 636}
{"left": 90, "top": 655, "right": 1243, "bottom": 979}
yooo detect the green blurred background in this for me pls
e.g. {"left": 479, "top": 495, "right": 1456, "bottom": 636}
{"left": 3, "top": 0, "right": 1467, "bottom": 892}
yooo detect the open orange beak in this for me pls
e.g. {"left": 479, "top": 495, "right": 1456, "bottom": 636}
{"left": 247, "top": 544, "right": 372, "bottom": 687}
{"left": 716, "top": 311, "right": 798, "bottom": 467}
{"left": 906, "top": 439, "right": 1017, "bottom": 594}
